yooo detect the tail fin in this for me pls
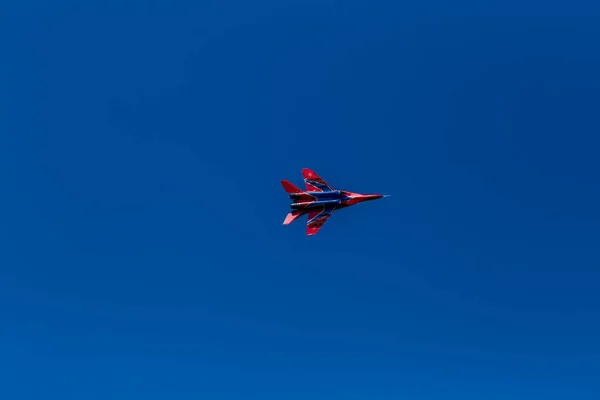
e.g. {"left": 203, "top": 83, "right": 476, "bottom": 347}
{"left": 280, "top": 180, "right": 302, "bottom": 194}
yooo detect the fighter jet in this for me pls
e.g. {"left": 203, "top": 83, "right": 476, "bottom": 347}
{"left": 281, "top": 168, "right": 389, "bottom": 235}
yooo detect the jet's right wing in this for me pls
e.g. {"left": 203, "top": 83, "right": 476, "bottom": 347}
{"left": 306, "top": 205, "right": 336, "bottom": 235}
{"left": 302, "top": 168, "right": 334, "bottom": 192}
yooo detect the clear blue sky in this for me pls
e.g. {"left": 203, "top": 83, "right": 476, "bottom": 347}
{"left": 2, "top": 1, "right": 600, "bottom": 398}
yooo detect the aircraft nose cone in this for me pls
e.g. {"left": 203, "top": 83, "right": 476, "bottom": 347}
{"left": 361, "top": 194, "right": 383, "bottom": 201}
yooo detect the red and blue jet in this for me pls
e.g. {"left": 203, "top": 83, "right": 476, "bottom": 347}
{"left": 281, "top": 168, "right": 389, "bottom": 235}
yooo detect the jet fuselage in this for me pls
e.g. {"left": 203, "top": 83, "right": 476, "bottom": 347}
{"left": 289, "top": 190, "right": 382, "bottom": 210}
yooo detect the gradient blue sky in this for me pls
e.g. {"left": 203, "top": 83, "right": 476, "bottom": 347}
{"left": 2, "top": 1, "right": 600, "bottom": 399}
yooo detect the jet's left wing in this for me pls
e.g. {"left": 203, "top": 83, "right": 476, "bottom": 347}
{"left": 302, "top": 168, "right": 334, "bottom": 192}
{"left": 306, "top": 205, "right": 336, "bottom": 235}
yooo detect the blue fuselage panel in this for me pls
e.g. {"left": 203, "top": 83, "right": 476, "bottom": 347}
{"left": 306, "top": 191, "right": 342, "bottom": 200}
{"left": 290, "top": 198, "right": 341, "bottom": 210}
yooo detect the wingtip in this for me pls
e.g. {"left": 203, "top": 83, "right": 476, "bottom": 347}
{"left": 301, "top": 168, "right": 314, "bottom": 177}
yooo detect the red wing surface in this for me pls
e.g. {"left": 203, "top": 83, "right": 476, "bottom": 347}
{"left": 302, "top": 168, "right": 334, "bottom": 192}
{"left": 306, "top": 206, "right": 335, "bottom": 235}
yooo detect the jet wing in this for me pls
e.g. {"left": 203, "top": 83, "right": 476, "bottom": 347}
{"left": 302, "top": 168, "right": 334, "bottom": 192}
{"left": 306, "top": 205, "right": 335, "bottom": 235}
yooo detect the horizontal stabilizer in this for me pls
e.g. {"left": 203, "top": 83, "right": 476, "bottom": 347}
{"left": 280, "top": 180, "right": 303, "bottom": 194}
{"left": 283, "top": 211, "right": 304, "bottom": 225}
